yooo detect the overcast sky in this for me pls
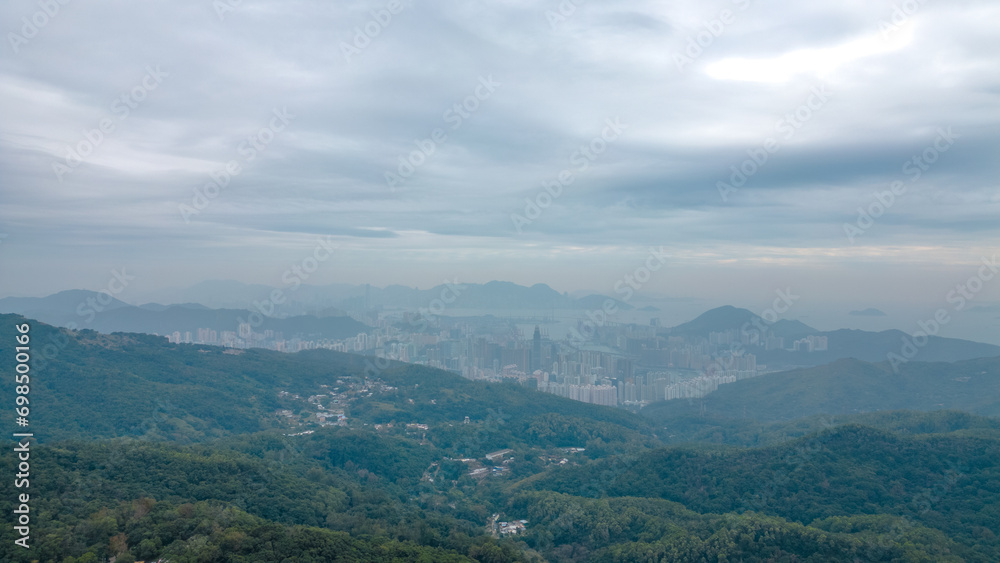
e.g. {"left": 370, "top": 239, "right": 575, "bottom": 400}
{"left": 1, "top": 0, "right": 999, "bottom": 317}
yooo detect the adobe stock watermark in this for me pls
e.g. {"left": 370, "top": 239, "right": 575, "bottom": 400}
{"left": 212, "top": 0, "right": 243, "bottom": 21}
{"left": 74, "top": 269, "right": 136, "bottom": 324}
{"left": 844, "top": 127, "right": 958, "bottom": 243}
{"left": 52, "top": 66, "right": 168, "bottom": 182}
{"left": 410, "top": 279, "right": 466, "bottom": 331}
{"left": 341, "top": 0, "right": 408, "bottom": 64}
{"left": 237, "top": 236, "right": 340, "bottom": 330}
{"left": 7, "top": 0, "right": 71, "bottom": 54}
{"left": 673, "top": 0, "right": 753, "bottom": 71}
{"left": 544, "top": 0, "right": 585, "bottom": 29}
{"left": 384, "top": 75, "right": 500, "bottom": 190}
{"left": 511, "top": 117, "right": 627, "bottom": 233}
{"left": 887, "top": 254, "right": 998, "bottom": 372}
{"left": 179, "top": 107, "right": 295, "bottom": 223}
{"left": 717, "top": 85, "right": 830, "bottom": 202}
{"left": 567, "top": 246, "right": 667, "bottom": 347}
{"left": 879, "top": 0, "right": 931, "bottom": 40}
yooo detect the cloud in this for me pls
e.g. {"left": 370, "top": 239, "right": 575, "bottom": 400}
{"left": 0, "top": 0, "right": 998, "bottom": 302}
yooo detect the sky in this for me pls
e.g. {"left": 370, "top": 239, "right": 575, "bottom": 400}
{"left": 1, "top": 0, "right": 999, "bottom": 327}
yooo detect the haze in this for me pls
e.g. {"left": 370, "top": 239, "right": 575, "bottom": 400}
{"left": 1, "top": 0, "right": 998, "bottom": 339}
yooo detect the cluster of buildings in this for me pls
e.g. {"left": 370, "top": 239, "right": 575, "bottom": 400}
{"left": 538, "top": 382, "right": 618, "bottom": 407}
{"left": 663, "top": 368, "right": 761, "bottom": 400}
{"left": 166, "top": 322, "right": 395, "bottom": 354}
{"left": 162, "top": 306, "right": 827, "bottom": 408}
{"left": 488, "top": 514, "right": 527, "bottom": 538}
{"left": 275, "top": 378, "right": 398, "bottom": 429}
{"left": 792, "top": 334, "right": 829, "bottom": 352}
{"left": 166, "top": 324, "right": 322, "bottom": 352}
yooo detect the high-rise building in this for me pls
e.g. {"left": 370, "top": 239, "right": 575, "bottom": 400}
{"left": 531, "top": 325, "right": 542, "bottom": 372}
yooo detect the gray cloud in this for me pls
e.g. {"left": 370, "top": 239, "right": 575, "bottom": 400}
{"left": 1, "top": 0, "right": 998, "bottom": 307}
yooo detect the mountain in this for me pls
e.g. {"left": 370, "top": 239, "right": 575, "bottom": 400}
{"left": 0, "top": 438, "right": 506, "bottom": 563}
{"left": 0, "top": 289, "right": 131, "bottom": 321}
{"left": 140, "top": 280, "right": 370, "bottom": 315}
{"left": 4, "top": 283, "right": 639, "bottom": 329}
{"left": 90, "top": 304, "right": 367, "bottom": 339}
{"left": 148, "top": 279, "right": 296, "bottom": 309}
{"left": 0, "top": 291, "right": 367, "bottom": 340}
{"left": 2, "top": 314, "right": 999, "bottom": 562}
{"left": 668, "top": 305, "right": 763, "bottom": 335}
{"left": 667, "top": 306, "right": 1000, "bottom": 367}
{"left": 652, "top": 409, "right": 1000, "bottom": 450}
{"left": 138, "top": 302, "right": 210, "bottom": 312}
{"left": 758, "top": 328, "right": 1000, "bottom": 366}
{"left": 641, "top": 355, "right": 1000, "bottom": 425}
{"left": 143, "top": 280, "right": 635, "bottom": 313}
{"left": 4, "top": 427, "right": 973, "bottom": 562}
{"left": 668, "top": 305, "right": 817, "bottom": 339}
{"left": 528, "top": 422, "right": 1000, "bottom": 561}
{"left": 770, "top": 318, "right": 817, "bottom": 339}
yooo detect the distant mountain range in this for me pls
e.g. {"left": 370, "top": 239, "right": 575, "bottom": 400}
{"left": 665, "top": 305, "right": 1000, "bottom": 368}
{"left": 132, "top": 279, "right": 634, "bottom": 313}
{"left": 0, "top": 290, "right": 367, "bottom": 340}
{"left": 0, "top": 280, "right": 638, "bottom": 338}
{"left": 4, "top": 290, "right": 1000, "bottom": 370}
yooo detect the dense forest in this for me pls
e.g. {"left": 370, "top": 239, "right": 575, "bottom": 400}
{"left": 642, "top": 356, "right": 1000, "bottom": 424}
{"left": 1, "top": 314, "right": 998, "bottom": 562}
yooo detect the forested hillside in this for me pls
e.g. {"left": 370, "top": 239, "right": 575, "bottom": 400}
{"left": 2, "top": 315, "right": 999, "bottom": 562}
{"left": 527, "top": 423, "right": 1000, "bottom": 561}
{"left": 0, "top": 314, "right": 652, "bottom": 446}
